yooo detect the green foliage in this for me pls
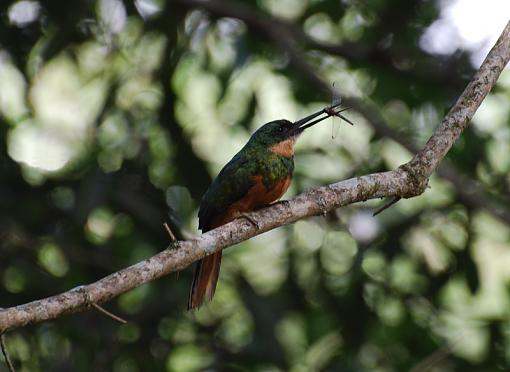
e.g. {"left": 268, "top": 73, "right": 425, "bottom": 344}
{"left": 1, "top": 0, "right": 510, "bottom": 371}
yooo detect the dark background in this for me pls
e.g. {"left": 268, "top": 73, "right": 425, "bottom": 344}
{"left": 1, "top": 0, "right": 510, "bottom": 371}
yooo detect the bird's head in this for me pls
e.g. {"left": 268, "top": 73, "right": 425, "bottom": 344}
{"left": 247, "top": 103, "right": 350, "bottom": 157}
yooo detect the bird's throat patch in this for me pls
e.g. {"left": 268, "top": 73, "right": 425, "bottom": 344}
{"left": 269, "top": 137, "right": 297, "bottom": 157}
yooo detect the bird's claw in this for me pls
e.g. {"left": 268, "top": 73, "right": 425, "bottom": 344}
{"left": 272, "top": 200, "right": 290, "bottom": 208}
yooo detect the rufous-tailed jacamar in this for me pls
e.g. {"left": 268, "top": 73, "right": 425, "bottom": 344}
{"left": 188, "top": 102, "right": 350, "bottom": 309}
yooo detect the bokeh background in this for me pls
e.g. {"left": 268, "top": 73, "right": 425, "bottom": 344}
{"left": 1, "top": 0, "right": 510, "bottom": 371}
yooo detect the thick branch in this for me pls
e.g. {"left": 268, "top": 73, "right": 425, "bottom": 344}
{"left": 1, "top": 170, "right": 405, "bottom": 332}
{"left": 0, "top": 15, "right": 509, "bottom": 333}
{"left": 408, "top": 26, "right": 510, "bottom": 177}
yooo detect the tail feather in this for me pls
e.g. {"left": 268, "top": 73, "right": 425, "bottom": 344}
{"left": 188, "top": 252, "right": 222, "bottom": 310}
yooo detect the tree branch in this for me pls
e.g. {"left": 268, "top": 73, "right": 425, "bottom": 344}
{"left": 178, "top": 0, "right": 466, "bottom": 89}
{"left": 0, "top": 17, "right": 508, "bottom": 334}
{"left": 183, "top": 0, "right": 510, "bottom": 225}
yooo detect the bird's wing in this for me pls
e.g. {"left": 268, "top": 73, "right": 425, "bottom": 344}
{"left": 198, "top": 153, "right": 257, "bottom": 232}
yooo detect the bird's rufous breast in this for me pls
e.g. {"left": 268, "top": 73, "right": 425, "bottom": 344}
{"left": 211, "top": 175, "right": 291, "bottom": 227}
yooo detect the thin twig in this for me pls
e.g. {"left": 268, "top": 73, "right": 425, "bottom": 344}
{"left": 410, "top": 332, "right": 466, "bottom": 372}
{"left": 163, "top": 222, "right": 177, "bottom": 242}
{"left": 410, "top": 343, "right": 453, "bottom": 372}
{"left": 91, "top": 303, "right": 127, "bottom": 324}
{"left": 373, "top": 197, "right": 401, "bottom": 216}
{"left": 164, "top": 223, "right": 180, "bottom": 279}
{"left": 1, "top": 333, "right": 15, "bottom": 372}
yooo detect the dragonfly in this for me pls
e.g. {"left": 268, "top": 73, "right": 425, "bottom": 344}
{"left": 295, "top": 84, "right": 354, "bottom": 133}
{"left": 324, "top": 83, "right": 354, "bottom": 138}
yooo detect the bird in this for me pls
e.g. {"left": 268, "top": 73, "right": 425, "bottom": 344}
{"left": 188, "top": 102, "right": 352, "bottom": 310}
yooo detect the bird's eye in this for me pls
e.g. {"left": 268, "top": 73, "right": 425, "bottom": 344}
{"left": 277, "top": 127, "right": 284, "bottom": 133}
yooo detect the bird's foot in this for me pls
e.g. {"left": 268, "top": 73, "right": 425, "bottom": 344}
{"left": 272, "top": 200, "right": 290, "bottom": 208}
{"left": 238, "top": 212, "right": 260, "bottom": 230}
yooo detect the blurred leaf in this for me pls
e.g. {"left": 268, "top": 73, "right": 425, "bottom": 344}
{"left": 38, "top": 242, "right": 69, "bottom": 277}
{"left": 165, "top": 345, "right": 213, "bottom": 372}
{"left": 165, "top": 185, "right": 194, "bottom": 224}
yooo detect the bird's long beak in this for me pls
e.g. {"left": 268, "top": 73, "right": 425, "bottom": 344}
{"left": 293, "top": 102, "right": 354, "bottom": 133}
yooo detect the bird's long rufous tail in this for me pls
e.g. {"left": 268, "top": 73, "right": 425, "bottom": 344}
{"left": 188, "top": 251, "right": 222, "bottom": 310}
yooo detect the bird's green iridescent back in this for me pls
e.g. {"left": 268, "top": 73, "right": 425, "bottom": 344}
{"left": 198, "top": 144, "right": 294, "bottom": 231}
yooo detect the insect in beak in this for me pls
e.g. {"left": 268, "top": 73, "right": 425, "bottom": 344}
{"left": 293, "top": 102, "right": 354, "bottom": 133}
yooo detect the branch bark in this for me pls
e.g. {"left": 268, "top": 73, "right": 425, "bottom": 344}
{"left": 0, "top": 17, "right": 509, "bottom": 334}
